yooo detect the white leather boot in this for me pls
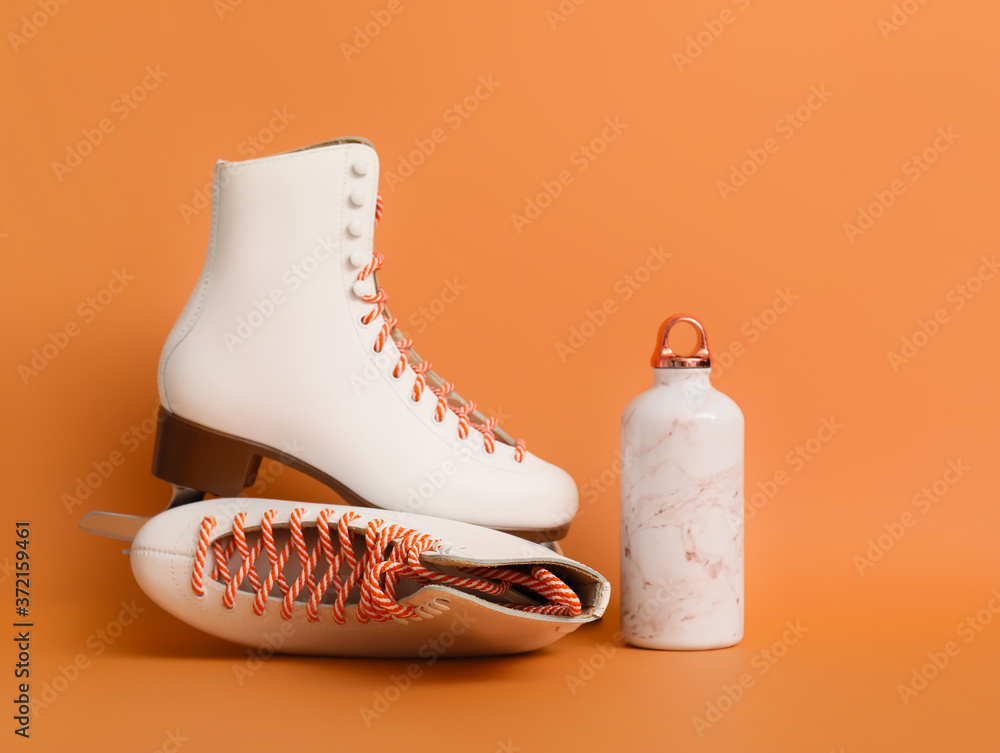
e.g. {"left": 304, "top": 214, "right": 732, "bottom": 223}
{"left": 153, "top": 138, "right": 577, "bottom": 541}
{"left": 105, "top": 499, "right": 609, "bottom": 657}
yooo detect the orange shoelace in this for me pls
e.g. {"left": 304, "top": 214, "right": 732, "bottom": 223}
{"left": 191, "top": 509, "right": 582, "bottom": 621}
{"left": 357, "top": 195, "right": 527, "bottom": 462}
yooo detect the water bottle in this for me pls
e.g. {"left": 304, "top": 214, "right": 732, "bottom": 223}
{"left": 620, "top": 314, "right": 744, "bottom": 650}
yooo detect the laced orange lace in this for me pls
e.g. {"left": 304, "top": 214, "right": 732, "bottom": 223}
{"left": 191, "top": 509, "right": 582, "bottom": 621}
{"left": 357, "top": 195, "right": 527, "bottom": 462}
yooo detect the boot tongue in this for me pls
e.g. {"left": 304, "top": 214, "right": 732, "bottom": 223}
{"left": 285, "top": 136, "right": 375, "bottom": 155}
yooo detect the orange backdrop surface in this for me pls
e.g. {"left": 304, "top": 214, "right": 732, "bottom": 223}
{"left": 2, "top": 1, "right": 999, "bottom": 751}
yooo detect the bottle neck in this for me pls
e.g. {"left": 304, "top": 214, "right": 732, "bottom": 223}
{"left": 652, "top": 367, "right": 712, "bottom": 387}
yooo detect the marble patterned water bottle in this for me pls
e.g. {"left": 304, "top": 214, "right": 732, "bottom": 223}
{"left": 620, "top": 314, "right": 744, "bottom": 650}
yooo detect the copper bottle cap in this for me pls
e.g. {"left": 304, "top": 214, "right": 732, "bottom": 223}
{"left": 650, "top": 314, "right": 711, "bottom": 369}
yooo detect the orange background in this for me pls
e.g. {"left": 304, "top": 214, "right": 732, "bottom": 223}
{"left": 3, "top": 0, "right": 999, "bottom": 750}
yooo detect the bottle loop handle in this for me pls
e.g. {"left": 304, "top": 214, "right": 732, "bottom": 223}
{"left": 650, "top": 314, "right": 711, "bottom": 369}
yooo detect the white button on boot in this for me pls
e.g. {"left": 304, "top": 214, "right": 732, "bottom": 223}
{"left": 154, "top": 138, "right": 578, "bottom": 541}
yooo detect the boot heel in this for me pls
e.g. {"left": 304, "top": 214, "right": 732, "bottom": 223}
{"left": 152, "top": 408, "right": 262, "bottom": 498}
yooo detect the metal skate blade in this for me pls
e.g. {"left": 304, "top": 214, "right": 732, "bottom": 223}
{"left": 78, "top": 511, "right": 149, "bottom": 542}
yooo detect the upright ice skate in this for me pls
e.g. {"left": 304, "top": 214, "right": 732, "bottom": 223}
{"left": 153, "top": 138, "right": 577, "bottom": 541}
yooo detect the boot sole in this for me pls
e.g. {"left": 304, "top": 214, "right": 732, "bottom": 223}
{"left": 151, "top": 408, "right": 570, "bottom": 543}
